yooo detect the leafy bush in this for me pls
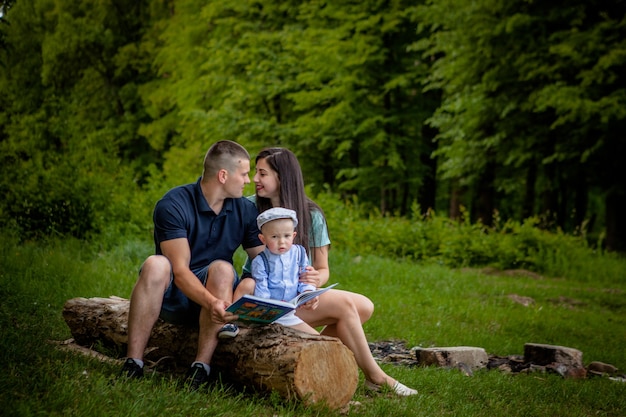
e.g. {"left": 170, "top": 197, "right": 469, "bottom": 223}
{"left": 316, "top": 192, "right": 623, "bottom": 281}
{"left": 1, "top": 157, "right": 151, "bottom": 242}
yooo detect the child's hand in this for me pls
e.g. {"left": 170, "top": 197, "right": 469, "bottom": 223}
{"left": 299, "top": 295, "right": 320, "bottom": 311}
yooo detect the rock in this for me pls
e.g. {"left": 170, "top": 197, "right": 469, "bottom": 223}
{"left": 456, "top": 362, "right": 474, "bottom": 377}
{"left": 369, "top": 340, "right": 419, "bottom": 367}
{"left": 524, "top": 343, "right": 586, "bottom": 379}
{"left": 416, "top": 346, "right": 489, "bottom": 370}
{"left": 587, "top": 361, "right": 618, "bottom": 376}
{"left": 546, "top": 363, "right": 587, "bottom": 379}
{"left": 523, "top": 343, "right": 583, "bottom": 368}
{"left": 370, "top": 340, "right": 618, "bottom": 382}
{"left": 488, "top": 354, "right": 526, "bottom": 373}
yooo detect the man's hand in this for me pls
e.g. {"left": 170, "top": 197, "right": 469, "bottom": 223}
{"left": 209, "top": 298, "right": 239, "bottom": 324}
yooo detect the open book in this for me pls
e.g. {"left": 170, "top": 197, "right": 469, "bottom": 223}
{"left": 226, "top": 283, "right": 338, "bottom": 324}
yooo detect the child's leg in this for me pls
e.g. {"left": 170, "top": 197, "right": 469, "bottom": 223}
{"left": 233, "top": 277, "right": 255, "bottom": 301}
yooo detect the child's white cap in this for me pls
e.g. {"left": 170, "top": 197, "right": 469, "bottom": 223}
{"left": 257, "top": 207, "right": 298, "bottom": 230}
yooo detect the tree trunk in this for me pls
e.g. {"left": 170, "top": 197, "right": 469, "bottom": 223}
{"left": 540, "top": 162, "right": 558, "bottom": 228}
{"left": 522, "top": 162, "right": 537, "bottom": 220}
{"left": 418, "top": 151, "right": 437, "bottom": 216}
{"left": 474, "top": 161, "right": 495, "bottom": 227}
{"left": 62, "top": 296, "right": 358, "bottom": 409}
{"left": 449, "top": 179, "right": 464, "bottom": 220}
{"left": 605, "top": 190, "right": 626, "bottom": 252}
{"left": 573, "top": 171, "right": 588, "bottom": 233}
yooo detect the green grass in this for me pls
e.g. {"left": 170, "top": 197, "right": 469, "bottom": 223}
{"left": 1, "top": 233, "right": 625, "bottom": 416}
{"left": 335, "top": 253, "right": 626, "bottom": 363}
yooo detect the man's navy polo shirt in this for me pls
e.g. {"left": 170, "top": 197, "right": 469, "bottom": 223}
{"left": 153, "top": 178, "right": 261, "bottom": 271}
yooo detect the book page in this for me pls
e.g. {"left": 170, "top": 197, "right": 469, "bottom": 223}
{"left": 290, "top": 283, "right": 339, "bottom": 307}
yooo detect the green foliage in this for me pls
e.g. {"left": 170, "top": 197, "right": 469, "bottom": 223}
{"left": 414, "top": 0, "right": 626, "bottom": 237}
{"left": 0, "top": 0, "right": 161, "bottom": 240}
{"left": 1, "top": 0, "right": 625, "bottom": 250}
{"left": 317, "top": 191, "right": 623, "bottom": 281}
{"left": 144, "top": 0, "right": 437, "bottom": 215}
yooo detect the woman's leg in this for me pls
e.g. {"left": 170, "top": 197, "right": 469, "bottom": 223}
{"left": 288, "top": 322, "right": 319, "bottom": 335}
{"left": 318, "top": 291, "right": 374, "bottom": 338}
{"left": 296, "top": 289, "right": 396, "bottom": 387}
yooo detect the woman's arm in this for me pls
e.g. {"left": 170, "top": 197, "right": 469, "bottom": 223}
{"left": 300, "top": 244, "right": 330, "bottom": 288}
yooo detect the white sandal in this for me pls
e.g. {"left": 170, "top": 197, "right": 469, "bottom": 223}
{"left": 365, "top": 379, "right": 418, "bottom": 396}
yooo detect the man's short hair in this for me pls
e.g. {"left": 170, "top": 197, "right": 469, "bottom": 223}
{"left": 203, "top": 140, "right": 250, "bottom": 178}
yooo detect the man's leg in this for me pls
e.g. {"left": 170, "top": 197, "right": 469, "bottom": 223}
{"left": 194, "top": 260, "right": 236, "bottom": 364}
{"left": 123, "top": 255, "right": 171, "bottom": 376}
{"left": 214, "top": 275, "right": 252, "bottom": 340}
{"left": 184, "top": 260, "right": 236, "bottom": 389}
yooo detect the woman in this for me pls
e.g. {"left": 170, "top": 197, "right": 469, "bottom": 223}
{"left": 248, "top": 147, "right": 417, "bottom": 396}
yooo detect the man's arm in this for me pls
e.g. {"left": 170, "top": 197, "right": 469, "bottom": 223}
{"left": 244, "top": 244, "right": 265, "bottom": 261}
{"left": 160, "top": 238, "right": 218, "bottom": 310}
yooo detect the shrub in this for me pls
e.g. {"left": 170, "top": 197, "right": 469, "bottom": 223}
{"left": 316, "top": 191, "right": 622, "bottom": 280}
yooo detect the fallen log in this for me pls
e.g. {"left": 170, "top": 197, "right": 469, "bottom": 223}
{"left": 62, "top": 296, "right": 358, "bottom": 409}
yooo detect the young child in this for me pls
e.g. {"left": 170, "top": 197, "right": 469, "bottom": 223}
{"left": 220, "top": 207, "right": 320, "bottom": 338}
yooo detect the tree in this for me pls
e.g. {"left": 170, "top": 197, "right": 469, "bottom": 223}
{"left": 148, "top": 0, "right": 438, "bottom": 215}
{"left": 416, "top": 0, "right": 626, "bottom": 248}
{"left": 0, "top": 0, "right": 165, "bottom": 238}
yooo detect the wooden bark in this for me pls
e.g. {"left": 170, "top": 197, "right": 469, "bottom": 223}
{"left": 62, "top": 296, "right": 358, "bottom": 409}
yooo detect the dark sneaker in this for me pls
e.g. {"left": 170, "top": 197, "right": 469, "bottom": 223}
{"left": 185, "top": 363, "right": 210, "bottom": 391}
{"left": 119, "top": 358, "right": 144, "bottom": 379}
{"left": 218, "top": 323, "right": 239, "bottom": 339}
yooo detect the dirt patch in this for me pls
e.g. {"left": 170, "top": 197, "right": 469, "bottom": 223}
{"left": 479, "top": 267, "right": 544, "bottom": 280}
{"left": 547, "top": 296, "right": 586, "bottom": 309}
{"left": 507, "top": 294, "right": 536, "bottom": 306}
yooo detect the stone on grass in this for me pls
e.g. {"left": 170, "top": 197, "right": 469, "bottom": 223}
{"left": 416, "top": 346, "right": 489, "bottom": 370}
{"left": 523, "top": 343, "right": 583, "bottom": 367}
{"left": 524, "top": 343, "right": 586, "bottom": 379}
{"left": 587, "top": 361, "right": 618, "bottom": 376}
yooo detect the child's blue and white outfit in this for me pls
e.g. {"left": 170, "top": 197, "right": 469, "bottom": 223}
{"left": 252, "top": 244, "right": 314, "bottom": 327}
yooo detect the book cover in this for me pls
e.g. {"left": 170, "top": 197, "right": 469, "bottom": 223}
{"left": 226, "top": 283, "right": 338, "bottom": 324}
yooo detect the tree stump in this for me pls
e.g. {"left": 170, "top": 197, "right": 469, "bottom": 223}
{"left": 62, "top": 296, "right": 358, "bottom": 409}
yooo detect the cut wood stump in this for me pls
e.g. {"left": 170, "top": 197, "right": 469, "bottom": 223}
{"left": 62, "top": 296, "right": 358, "bottom": 409}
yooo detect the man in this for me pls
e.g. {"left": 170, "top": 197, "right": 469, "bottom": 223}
{"left": 120, "top": 140, "right": 264, "bottom": 389}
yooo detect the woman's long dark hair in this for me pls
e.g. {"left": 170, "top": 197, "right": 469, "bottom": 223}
{"left": 255, "top": 148, "right": 327, "bottom": 259}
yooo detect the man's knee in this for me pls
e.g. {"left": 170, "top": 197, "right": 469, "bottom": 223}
{"left": 138, "top": 255, "right": 171, "bottom": 286}
{"left": 206, "top": 260, "right": 235, "bottom": 287}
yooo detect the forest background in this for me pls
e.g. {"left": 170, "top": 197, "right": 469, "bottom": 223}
{"left": 1, "top": 2, "right": 626, "bottom": 415}
{"left": 1, "top": 0, "right": 625, "bottom": 253}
